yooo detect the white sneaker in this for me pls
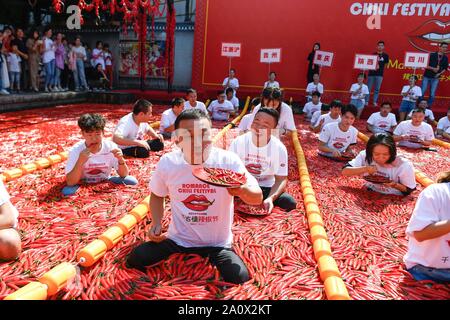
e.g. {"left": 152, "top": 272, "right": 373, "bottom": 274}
{"left": 45, "top": 87, "right": 49, "bottom": 93}
{"left": 0, "top": 89, "right": 10, "bottom": 95}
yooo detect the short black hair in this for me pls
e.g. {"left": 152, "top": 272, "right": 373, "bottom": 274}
{"left": 251, "top": 97, "right": 261, "bottom": 107}
{"left": 357, "top": 73, "right": 366, "bottom": 79}
{"left": 186, "top": 88, "right": 197, "bottom": 95}
{"left": 44, "top": 26, "right": 52, "bottom": 33}
{"left": 103, "top": 43, "right": 109, "bottom": 49}
{"left": 171, "top": 97, "right": 185, "bottom": 108}
{"left": 409, "top": 75, "right": 418, "bottom": 81}
{"left": 342, "top": 104, "right": 358, "bottom": 118}
{"left": 96, "top": 41, "right": 103, "bottom": 47}
{"left": 366, "top": 133, "right": 397, "bottom": 165}
{"left": 78, "top": 113, "right": 106, "bottom": 132}
{"left": 378, "top": 40, "right": 385, "bottom": 45}
{"left": 230, "top": 68, "right": 236, "bottom": 73}
{"left": 261, "top": 87, "right": 272, "bottom": 99}
{"left": 255, "top": 107, "right": 280, "bottom": 126}
{"left": 380, "top": 101, "right": 392, "bottom": 108}
{"left": 321, "top": 104, "right": 331, "bottom": 112}
{"left": 312, "top": 91, "right": 321, "bottom": 98}
{"left": 225, "top": 87, "right": 234, "bottom": 95}
{"left": 174, "top": 109, "right": 211, "bottom": 130}
{"left": 132, "top": 99, "right": 152, "bottom": 115}
{"left": 330, "top": 100, "right": 343, "bottom": 109}
{"left": 439, "top": 42, "right": 448, "bottom": 47}
{"left": 217, "top": 90, "right": 226, "bottom": 96}
{"left": 269, "top": 71, "right": 276, "bottom": 76}
{"left": 411, "top": 108, "right": 425, "bottom": 115}
{"left": 270, "top": 87, "right": 282, "bottom": 100}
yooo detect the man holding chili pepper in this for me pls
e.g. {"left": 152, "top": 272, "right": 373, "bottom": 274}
{"left": 229, "top": 107, "right": 296, "bottom": 213}
{"left": 127, "top": 109, "right": 262, "bottom": 284}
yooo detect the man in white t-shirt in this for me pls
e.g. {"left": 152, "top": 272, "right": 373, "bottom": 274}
{"left": 318, "top": 104, "right": 358, "bottom": 158}
{"left": 312, "top": 100, "right": 342, "bottom": 133}
{"left": 404, "top": 173, "right": 450, "bottom": 282}
{"left": 184, "top": 88, "right": 208, "bottom": 113}
{"left": 208, "top": 91, "right": 235, "bottom": 121}
{"left": 0, "top": 180, "right": 21, "bottom": 261}
{"left": 226, "top": 87, "right": 239, "bottom": 114}
{"left": 436, "top": 107, "right": 450, "bottom": 138}
{"left": 229, "top": 108, "right": 296, "bottom": 213}
{"left": 223, "top": 68, "right": 239, "bottom": 96}
{"left": 113, "top": 99, "right": 164, "bottom": 158}
{"left": 349, "top": 73, "right": 370, "bottom": 119}
{"left": 367, "top": 101, "right": 397, "bottom": 134}
{"left": 306, "top": 73, "right": 324, "bottom": 102}
{"left": 264, "top": 71, "right": 280, "bottom": 89}
{"left": 310, "top": 104, "right": 331, "bottom": 129}
{"left": 64, "top": 114, "right": 137, "bottom": 196}
{"left": 159, "top": 97, "right": 185, "bottom": 139}
{"left": 394, "top": 109, "right": 434, "bottom": 149}
{"left": 407, "top": 100, "right": 435, "bottom": 125}
{"left": 126, "top": 109, "right": 262, "bottom": 284}
{"left": 303, "top": 91, "right": 322, "bottom": 120}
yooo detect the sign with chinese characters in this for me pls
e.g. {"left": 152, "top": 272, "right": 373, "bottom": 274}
{"left": 313, "top": 50, "right": 334, "bottom": 67}
{"left": 404, "top": 52, "right": 429, "bottom": 69}
{"left": 221, "top": 43, "right": 241, "bottom": 57}
{"left": 260, "top": 48, "right": 282, "bottom": 63}
{"left": 353, "top": 54, "right": 378, "bottom": 70}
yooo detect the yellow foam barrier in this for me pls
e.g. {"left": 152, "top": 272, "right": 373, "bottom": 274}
{"left": 432, "top": 138, "right": 450, "bottom": 149}
{"left": 77, "top": 239, "right": 108, "bottom": 267}
{"left": 39, "top": 262, "right": 77, "bottom": 296}
{"left": 3, "top": 168, "right": 23, "bottom": 181}
{"left": 318, "top": 255, "right": 341, "bottom": 281}
{"left": 313, "top": 239, "right": 332, "bottom": 260}
{"left": 20, "top": 163, "right": 37, "bottom": 174}
{"left": 324, "top": 276, "right": 351, "bottom": 300}
{"left": 99, "top": 226, "right": 124, "bottom": 250}
{"left": 4, "top": 282, "right": 48, "bottom": 300}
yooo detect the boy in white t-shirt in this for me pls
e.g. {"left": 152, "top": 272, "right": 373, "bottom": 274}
{"left": 303, "top": 91, "right": 322, "bottom": 121}
{"left": 126, "top": 109, "right": 262, "bottom": 284}
{"left": 91, "top": 41, "right": 105, "bottom": 70}
{"left": 184, "top": 88, "right": 208, "bottom": 113}
{"left": 7, "top": 44, "right": 21, "bottom": 93}
{"left": 223, "top": 68, "right": 239, "bottom": 97}
{"left": 310, "top": 104, "right": 331, "bottom": 130}
{"left": 349, "top": 73, "right": 370, "bottom": 119}
{"left": 238, "top": 98, "right": 261, "bottom": 135}
{"left": 394, "top": 108, "right": 434, "bottom": 149}
{"left": 63, "top": 114, "right": 137, "bottom": 196}
{"left": 404, "top": 171, "right": 450, "bottom": 282}
{"left": 406, "top": 100, "right": 435, "bottom": 125}
{"left": 0, "top": 180, "right": 21, "bottom": 261}
{"left": 318, "top": 104, "right": 358, "bottom": 158}
{"left": 208, "top": 90, "right": 235, "bottom": 121}
{"left": 226, "top": 87, "right": 239, "bottom": 114}
{"left": 366, "top": 101, "right": 397, "bottom": 134}
{"left": 306, "top": 73, "right": 324, "bottom": 102}
{"left": 436, "top": 107, "right": 450, "bottom": 138}
{"left": 230, "top": 108, "right": 296, "bottom": 213}
{"left": 312, "top": 100, "right": 342, "bottom": 133}
{"left": 113, "top": 99, "right": 164, "bottom": 158}
{"left": 443, "top": 127, "right": 450, "bottom": 141}
{"left": 264, "top": 71, "right": 280, "bottom": 89}
{"left": 159, "top": 97, "right": 185, "bottom": 139}
{"left": 399, "top": 75, "right": 422, "bottom": 122}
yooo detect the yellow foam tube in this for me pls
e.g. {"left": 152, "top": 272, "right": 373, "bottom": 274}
{"left": 0, "top": 174, "right": 5, "bottom": 182}
{"left": 313, "top": 239, "right": 332, "bottom": 260}
{"left": 303, "top": 194, "right": 317, "bottom": 205}
{"left": 116, "top": 214, "right": 138, "bottom": 234}
{"left": 415, "top": 169, "right": 434, "bottom": 187}
{"left": 99, "top": 226, "right": 124, "bottom": 250}
{"left": 130, "top": 196, "right": 150, "bottom": 222}
{"left": 59, "top": 151, "right": 69, "bottom": 160}
{"left": 306, "top": 203, "right": 321, "bottom": 216}
{"left": 48, "top": 154, "right": 62, "bottom": 165}
{"left": 4, "top": 282, "right": 48, "bottom": 300}
{"left": 34, "top": 158, "right": 51, "bottom": 169}
{"left": 20, "top": 163, "right": 38, "bottom": 174}
{"left": 77, "top": 239, "right": 108, "bottom": 267}
{"left": 150, "top": 121, "right": 160, "bottom": 129}
{"left": 310, "top": 225, "right": 328, "bottom": 242}
{"left": 324, "top": 276, "right": 351, "bottom": 300}
{"left": 39, "top": 262, "right": 77, "bottom": 296}
{"left": 357, "top": 132, "right": 369, "bottom": 143}
{"left": 318, "top": 255, "right": 341, "bottom": 281}
{"left": 3, "top": 168, "right": 23, "bottom": 181}
{"left": 432, "top": 138, "right": 450, "bottom": 149}
{"left": 307, "top": 213, "right": 324, "bottom": 228}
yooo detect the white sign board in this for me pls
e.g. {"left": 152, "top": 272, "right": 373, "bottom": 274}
{"left": 354, "top": 54, "right": 378, "bottom": 70}
{"left": 221, "top": 43, "right": 241, "bottom": 57}
{"left": 313, "top": 50, "right": 334, "bottom": 67}
{"left": 404, "top": 52, "right": 429, "bottom": 69}
{"left": 260, "top": 48, "right": 282, "bottom": 63}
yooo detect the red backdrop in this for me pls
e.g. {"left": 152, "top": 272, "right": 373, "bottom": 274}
{"left": 192, "top": 0, "right": 449, "bottom": 110}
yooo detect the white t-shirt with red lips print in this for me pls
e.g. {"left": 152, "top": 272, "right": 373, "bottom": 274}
{"left": 65, "top": 140, "right": 119, "bottom": 184}
{"left": 228, "top": 132, "right": 288, "bottom": 188}
{"left": 149, "top": 147, "right": 258, "bottom": 248}
{"left": 319, "top": 122, "right": 358, "bottom": 154}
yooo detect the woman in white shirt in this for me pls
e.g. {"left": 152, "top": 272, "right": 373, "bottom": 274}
{"left": 399, "top": 75, "right": 422, "bottom": 122}
{"left": 0, "top": 180, "right": 21, "bottom": 261}
{"left": 222, "top": 68, "right": 239, "bottom": 96}
{"left": 41, "top": 26, "right": 56, "bottom": 92}
{"left": 264, "top": 71, "right": 280, "bottom": 89}
{"left": 404, "top": 171, "right": 450, "bottom": 282}
{"left": 92, "top": 41, "right": 105, "bottom": 70}
{"left": 342, "top": 133, "right": 416, "bottom": 196}
{"left": 349, "top": 73, "right": 369, "bottom": 119}
{"left": 71, "top": 37, "right": 89, "bottom": 91}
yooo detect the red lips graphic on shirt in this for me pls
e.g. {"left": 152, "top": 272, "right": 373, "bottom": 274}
{"left": 408, "top": 20, "right": 449, "bottom": 53}
{"left": 86, "top": 169, "right": 104, "bottom": 175}
{"left": 333, "top": 142, "right": 344, "bottom": 149}
{"left": 379, "top": 124, "right": 388, "bottom": 128}
{"left": 182, "top": 195, "right": 215, "bottom": 211}
{"left": 246, "top": 163, "right": 262, "bottom": 175}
